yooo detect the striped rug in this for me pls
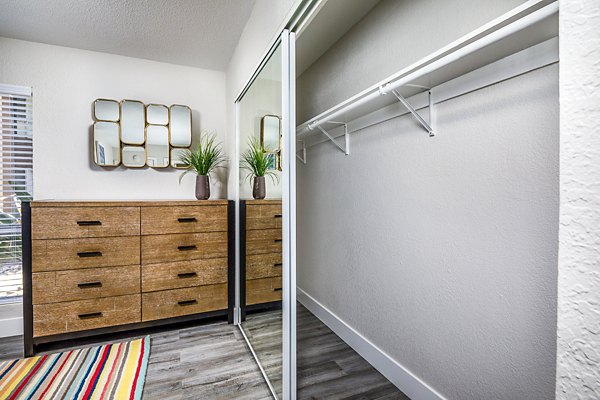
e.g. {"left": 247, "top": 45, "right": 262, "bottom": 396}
{"left": 0, "top": 336, "right": 150, "bottom": 400}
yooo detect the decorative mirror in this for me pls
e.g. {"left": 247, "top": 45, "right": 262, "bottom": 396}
{"left": 94, "top": 99, "right": 119, "bottom": 122}
{"left": 260, "top": 115, "right": 281, "bottom": 151}
{"left": 169, "top": 105, "right": 192, "bottom": 147}
{"left": 146, "top": 104, "right": 169, "bottom": 125}
{"left": 122, "top": 146, "right": 145, "bottom": 168}
{"left": 170, "top": 148, "right": 188, "bottom": 169}
{"left": 146, "top": 125, "right": 169, "bottom": 168}
{"left": 93, "top": 122, "right": 121, "bottom": 166}
{"left": 120, "top": 100, "right": 145, "bottom": 145}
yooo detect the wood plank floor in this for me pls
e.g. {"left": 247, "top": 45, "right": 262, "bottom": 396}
{"left": 242, "top": 304, "right": 410, "bottom": 400}
{"left": 0, "top": 305, "right": 409, "bottom": 399}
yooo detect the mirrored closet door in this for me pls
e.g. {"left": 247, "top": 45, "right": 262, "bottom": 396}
{"left": 235, "top": 30, "right": 296, "bottom": 400}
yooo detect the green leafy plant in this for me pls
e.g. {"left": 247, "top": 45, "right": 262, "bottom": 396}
{"left": 178, "top": 132, "right": 227, "bottom": 183}
{"left": 240, "top": 138, "right": 279, "bottom": 186}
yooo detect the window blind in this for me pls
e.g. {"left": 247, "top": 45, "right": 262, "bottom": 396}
{"left": 0, "top": 84, "right": 33, "bottom": 304}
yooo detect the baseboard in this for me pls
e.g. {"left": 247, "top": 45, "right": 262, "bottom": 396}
{"left": 297, "top": 288, "right": 446, "bottom": 400}
{"left": 0, "top": 317, "right": 23, "bottom": 338}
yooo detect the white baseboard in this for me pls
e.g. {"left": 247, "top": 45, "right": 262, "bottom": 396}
{"left": 0, "top": 317, "right": 23, "bottom": 338}
{"left": 297, "top": 288, "right": 446, "bottom": 400}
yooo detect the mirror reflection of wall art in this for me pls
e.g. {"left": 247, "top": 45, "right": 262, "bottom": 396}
{"left": 92, "top": 98, "right": 194, "bottom": 169}
{"left": 261, "top": 115, "right": 282, "bottom": 171}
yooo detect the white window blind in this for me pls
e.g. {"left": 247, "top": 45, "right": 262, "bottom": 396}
{"left": 0, "top": 84, "right": 33, "bottom": 304}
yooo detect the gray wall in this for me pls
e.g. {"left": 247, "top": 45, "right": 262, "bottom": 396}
{"left": 296, "top": 1, "right": 558, "bottom": 399}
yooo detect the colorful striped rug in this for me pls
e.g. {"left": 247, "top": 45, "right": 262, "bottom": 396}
{"left": 0, "top": 336, "right": 150, "bottom": 400}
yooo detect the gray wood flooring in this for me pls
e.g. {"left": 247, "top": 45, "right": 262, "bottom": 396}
{"left": 0, "top": 305, "right": 409, "bottom": 399}
{"left": 242, "top": 304, "right": 410, "bottom": 400}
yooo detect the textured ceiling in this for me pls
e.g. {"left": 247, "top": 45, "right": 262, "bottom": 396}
{"left": 0, "top": 0, "right": 255, "bottom": 71}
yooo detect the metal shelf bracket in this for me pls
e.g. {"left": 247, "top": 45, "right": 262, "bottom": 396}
{"left": 309, "top": 121, "right": 349, "bottom": 155}
{"left": 391, "top": 89, "right": 435, "bottom": 137}
{"left": 296, "top": 140, "right": 307, "bottom": 164}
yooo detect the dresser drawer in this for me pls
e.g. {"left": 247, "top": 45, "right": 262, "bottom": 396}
{"left": 33, "top": 294, "right": 140, "bottom": 337}
{"left": 142, "top": 258, "right": 227, "bottom": 292}
{"left": 246, "top": 204, "right": 282, "bottom": 230}
{"left": 141, "top": 205, "right": 227, "bottom": 235}
{"left": 32, "top": 236, "right": 140, "bottom": 272}
{"left": 246, "top": 229, "right": 282, "bottom": 255}
{"left": 246, "top": 253, "right": 282, "bottom": 280}
{"left": 32, "top": 265, "right": 140, "bottom": 305}
{"left": 141, "top": 232, "right": 228, "bottom": 264}
{"left": 31, "top": 207, "right": 140, "bottom": 239}
{"left": 246, "top": 277, "right": 282, "bottom": 305}
{"left": 142, "top": 284, "right": 227, "bottom": 321}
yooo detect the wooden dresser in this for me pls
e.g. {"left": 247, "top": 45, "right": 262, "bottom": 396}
{"left": 22, "top": 200, "right": 234, "bottom": 356}
{"left": 240, "top": 200, "right": 282, "bottom": 318}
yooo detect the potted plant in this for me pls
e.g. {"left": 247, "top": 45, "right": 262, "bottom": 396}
{"left": 240, "top": 138, "right": 279, "bottom": 199}
{"left": 178, "top": 132, "right": 226, "bottom": 200}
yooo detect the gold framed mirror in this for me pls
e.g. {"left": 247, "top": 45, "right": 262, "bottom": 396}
{"left": 261, "top": 114, "right": 282, "bottom": 171}
{"left": 170, "top": 148, "right": 189, "bottom": 169}
{"left": 94, "top": 99, "right": 120, "bottom": 122}
{"left": 169, "top": 105, "right": 192, "bottom": 147}
{"left": 93, "top": 122, "right": 121, "bottom": 166}
{"left": 122, "top": 146, "right": 145, "bottom": 168}
{"left": 146, "top": 125, "right": 169, "bottom": 168}
{"left": 146, "top": 104, "right": 169, "bottom": 125}
{"left": 120, "top": 100, "right": 145, "bottom": 145}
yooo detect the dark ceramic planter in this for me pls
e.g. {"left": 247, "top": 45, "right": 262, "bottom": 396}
{"left": 195, "top": 175, "right": 210, "bottom": 200}
{"left": 253, "top": 176, "right": 266, "bottom": 199}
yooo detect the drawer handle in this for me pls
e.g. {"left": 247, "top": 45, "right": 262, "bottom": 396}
{"left": 77, "top": 220, "right": 102, "bottom": 226}
{"left": 78, "top": 312, "right": 102, "bottom": 319}
{"left": 274, "top": 239, "right": 282, "bottom": 243}
{"left": 178, "top": 217, "right": 197, "bottom": 223}
{"left": 177, "top": 272, "right": 198, "bottom": 279}
{"left": 274, "top": 214, "right": 282, "bottom": 218}
{"left": 77, "top": 251, "right": 103, "bottom": 258}
{"left": 274, "top": 263, "right": 283, "bottom": 267}
{"left": 77, "top": 281, "right": 102, "bottom": 289}
{"left": 178, "top": 299, "right": 198, "bottom": 306}
{"left": 178, "top": 245, "right": 197, "bottom": 251}
{"left": 274, "top": 288, "right": 282, "bottom": 292}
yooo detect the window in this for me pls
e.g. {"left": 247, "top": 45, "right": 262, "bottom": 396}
{"left": 0, "top": 84, "right": 33, "bottom": 304}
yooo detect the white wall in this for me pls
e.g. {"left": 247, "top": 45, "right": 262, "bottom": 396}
{"left": 556, "top": 0, "right": 600, "bottom": 397}
{"left": 0, "top": 37, "right": 227, "bottom": 200}
{"left": 225, "top": 0, "right": 299, "bottom": 199}
{"left": 296, "top": 1, "right": 558, "bottom": 399}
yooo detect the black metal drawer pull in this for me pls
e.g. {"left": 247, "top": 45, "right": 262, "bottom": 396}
{"left": 78, "top": 312, "right": 102, "bottom": 319}
{"left": 178, "top": 217, "right": 197, "bottom": 223}
{"left": 178, "top": 299, "right": 198, "bottom": 306}
{"left": 77, "top": 220, "right": 102, "bottom": 226}
{"left": 274, "top": 214, "right": 282, "bottom": 218}
{"left": 274, "top": 239, "right": 282, "bottom": 243}
{"left": 274, "top": 288, "right": 283, "bottom": 292}
{"left": 274, "top": 263, "right": 283, "bottom": 267}
{"left": 177, "top": 272, "right": 198, "bottom": 279}
{"left": 77, "top": 251, "right": 102, "bottom": 258}
{"left": 177, "top": 245, "right": 197, "bottom": 251}
{"left": 77, "top": 281, "right": 102, "bottom": 289}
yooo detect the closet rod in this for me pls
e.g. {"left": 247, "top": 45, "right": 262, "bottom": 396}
{"left": 297, "top": 1, "right": 558, "bottom": 138}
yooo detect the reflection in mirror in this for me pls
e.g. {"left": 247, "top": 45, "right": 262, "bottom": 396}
{"left": 94, "top": 99, "right": 120, "bottom": 122}
{"left": 122, "top": 146, "right": 145, "bottom": 168}
{"left": 261, "top": 115, "right": 281, "bottom": 151}
{"left": 169, "top": 105, "right": 192, "bottom": 147}
{"left": 93, "top": 122, "right": 121, "bottom": 166}
{"left": 146, "top": 125, "right": 169, "bottom": 168}
{"left": 121, "top": 100, "right": 145, "bottom": 145}
{"left": 146, "top": 104, "right": 169, "bottom": 125}
{"left": 170, "top": 148, "right": 188, "bottom": 169}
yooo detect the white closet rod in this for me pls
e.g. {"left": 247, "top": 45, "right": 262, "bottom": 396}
{"left": 297, "top": 1, "right": 558, "bottom": 137}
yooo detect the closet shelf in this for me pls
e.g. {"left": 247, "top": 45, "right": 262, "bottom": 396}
{"left": 295, "top": 0, "right": 558, "bottom": 158}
